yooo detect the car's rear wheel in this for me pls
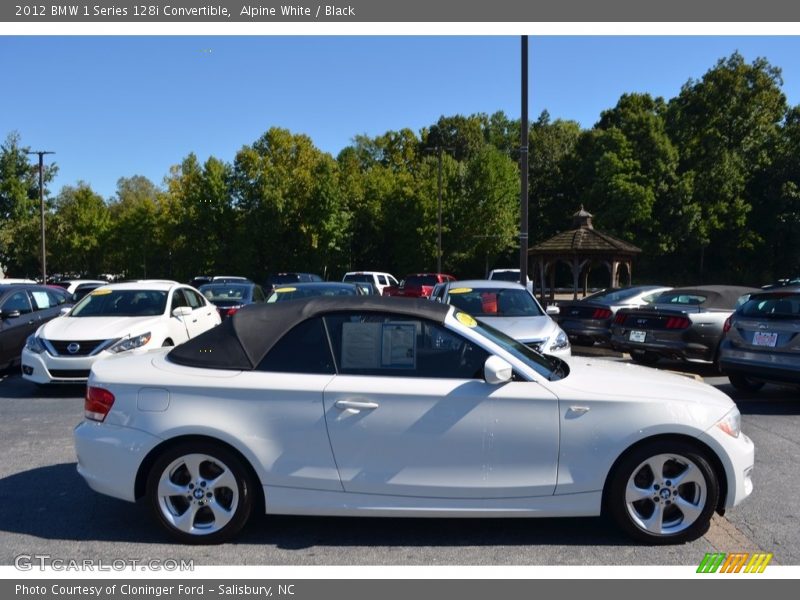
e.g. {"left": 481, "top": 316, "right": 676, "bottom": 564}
{"left": 607, "top": 440, "right": 719, "bottom": 544}
{"left": 574, "top": 336, "right": 595, "bottom": 347}
{"left": 728, "top": 373, "right": 765, "bottom": 392}
{"left": 146, "top": 442, "right": 254, "bottom": 544}
{"left": 630, "top": 350, "right": 660, "bottom": 366}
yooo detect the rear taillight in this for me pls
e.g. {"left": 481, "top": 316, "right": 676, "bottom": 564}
{"left": 226, "top": 307, "right": 240, "bottom": 316}
{"left": 613, "top": 313, "right": 626, "bottom": 325}
{"left": 85, "top": 387, "right": 115, "bottom": 422}
{"left": 592, "top": 308, "right": 613, "bottom": 320}
{"left": 723, "top": 315, "right": 733, "bottom": 334}
{"left": 665, "top": 317, "right": 691, "bottom": 329}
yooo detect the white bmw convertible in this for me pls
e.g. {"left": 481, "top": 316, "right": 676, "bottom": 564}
{"left": 74, "top": 296, "right": 754, "bottom": 544}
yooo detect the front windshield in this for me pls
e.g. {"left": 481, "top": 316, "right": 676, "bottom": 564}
{"left": 70, "top": 289, "right": 167, "bottom": 317}
{"left": 448, "top": 287, "right": 543, "bottom": 317}
{"left": 468, "top": 315, "right": 567, "bottom": 381}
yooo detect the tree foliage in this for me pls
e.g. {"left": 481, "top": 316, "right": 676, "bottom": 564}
{"left": 2, "top": 53, "right": 799, "bottom": 286}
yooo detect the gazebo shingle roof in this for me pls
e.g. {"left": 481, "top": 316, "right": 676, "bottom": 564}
{"left": 528, "top": 227, "right": 641, "bottom": 255}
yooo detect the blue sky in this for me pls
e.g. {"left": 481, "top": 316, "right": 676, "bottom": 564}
{"left": 2, "top": 36, "right": 800, "bottom": 200}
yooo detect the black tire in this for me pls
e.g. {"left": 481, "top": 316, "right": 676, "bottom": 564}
{"left": 728, "top": 373, "right": 765, "bottom": 392}
{"left": 146, "top": 441, "right": 255, "bottom": 544}
{"left": 606, "top": 439, "right": 719, "bottom": 544}
{"left": 630, "top": 350, "right": 660, "bottom": 366}
{"left": 574, "top": 336, "right": 595, "bottom": 347}
{"left": 162, "top": 339, "right": 174, "bottom": 347}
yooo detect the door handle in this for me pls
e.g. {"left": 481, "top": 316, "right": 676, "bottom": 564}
{"left": 334, "top": 399, "right": 380, "bottom": 413}
{"left": 192, "top": 319, "right": 197, "bottom": 323}
{"left": 568, "top": 406, "right": 590, "bottom": 415}
{"left": 27, "top": 320, "right": 35, "bottom": 325}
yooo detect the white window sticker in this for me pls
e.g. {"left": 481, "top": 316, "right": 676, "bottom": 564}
{"left": 31, "top": 291, "right": 51, "bottom": 309}
{"left": 381, "top": 323, "right": 416, "bottom": 368}
{"left": 341, "top": 322, "right": 381, "bottom": 369}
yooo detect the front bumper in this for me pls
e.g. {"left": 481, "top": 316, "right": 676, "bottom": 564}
{"left": 698, "top": 420, "right": 755, "bottom": 509}
{"left": 74, "top": 420, "right": 163, "bottom": 502}
{"left": 21, "top": 347, "right": 99, "bottom": 384}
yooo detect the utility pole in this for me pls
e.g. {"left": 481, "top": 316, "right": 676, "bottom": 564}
{"left": 436, "top": 146, "right": 443, "bottom": 273}
{"left": 519, "top": 35, "right": 530, "bottom": 290}
{"left": 27, "top": 150, "right": 55, "bottom": 283}
{"left": 425, "top": 146, "right": 451, "bottom": 273}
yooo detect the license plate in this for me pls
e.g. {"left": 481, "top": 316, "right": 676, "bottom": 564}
{"left": 752, "top": 332, "right": 778, "bottom": 347}
{"left": 629, "top": 330, "right": 647, "bottom": 343}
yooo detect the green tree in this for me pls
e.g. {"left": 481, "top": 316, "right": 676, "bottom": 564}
{"left": 0, "top": 132, "right": 57, "bottom": 277}
{"left": 49, "top": 183, "right": 110, "bottom": 275}
{"left": 106, "top": 175, "right": 163, "bottom": 278}
{"left": 667, "top": 52, "right": 787, "bottom": 280}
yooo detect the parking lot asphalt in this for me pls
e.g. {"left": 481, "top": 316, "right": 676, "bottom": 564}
{"left": 0, "top": 355, "right": 798, "bottom": 567}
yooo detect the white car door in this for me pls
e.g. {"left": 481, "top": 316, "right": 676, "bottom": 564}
{"left": 322, "top": 312, "right": 560, "bottom": 499}
{"left": 183, "top": 287, "right": 219, "bottom": 334}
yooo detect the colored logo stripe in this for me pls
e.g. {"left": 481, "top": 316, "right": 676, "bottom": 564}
{"left": 697, "top": 552, "right": 773, "bottom": 573}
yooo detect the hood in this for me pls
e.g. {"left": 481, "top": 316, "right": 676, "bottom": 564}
{"left": 554, "top": 357, "right": 733, "bottom": 410}
{"left": 38, "top": 315, "right": 165, "bottom": 341}
{"left": 478, "top": 315, "right": 557, "bottom": 342}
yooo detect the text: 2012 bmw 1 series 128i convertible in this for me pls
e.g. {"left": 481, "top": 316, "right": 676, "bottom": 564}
{"left": 74, "top": 296, "right": 754, "bottom": 545}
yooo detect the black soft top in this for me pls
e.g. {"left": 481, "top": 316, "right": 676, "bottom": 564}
{"left": 652, "top": 285, "right": 758, "bottom": 310}
{"left": 167, "top": 295, "right": 451, "bottom": 370}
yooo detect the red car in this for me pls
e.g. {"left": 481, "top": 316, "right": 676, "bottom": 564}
{"left": 383, "top": 273, "right": 456, "bottom": 298}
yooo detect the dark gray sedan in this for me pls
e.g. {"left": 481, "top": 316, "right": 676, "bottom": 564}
{"left": 609, "top": 285, "right": 758, "bottom": 366}
{"left": 556, "top": 285, "right": 671, "bottom": 346}
{"left": 0, "top": 284, "right": 73, "bottom": 371}
{"left": 718, "top": 288, "right": 800, "bottom": 391}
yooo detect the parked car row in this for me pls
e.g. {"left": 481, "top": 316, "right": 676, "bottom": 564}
{"left": 551, "top": 282, "right": 800, "bottom": 393}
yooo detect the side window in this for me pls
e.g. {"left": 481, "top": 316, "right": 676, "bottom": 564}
{"left": 325, "top": 312, "right": 488, "bottom": 379}
{"left": 252, "top": 286, "right": 265, "bottom": 302}
{"left": 185, "top": 289, "right": 204, "bottom": 308}
{"left": 46, "top": 290, "right": 67, "bottom": 306}
{"left": 30, "top": 290, "right": 52, "bottom": 310}
{"left": 171, "top": 290, "right": 190, "bottom": 311}
{"left": 1, "top": 291, "right": 33, "bottom": 314}
{"left": 378, "top": 275, "right": 388, "bottom": 286}
{"left": 257, "top": 317, "right": 335, "bottom": 374}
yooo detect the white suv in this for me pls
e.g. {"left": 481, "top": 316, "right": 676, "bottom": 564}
{"left": 21, "top": 280, "right": 221, "bottom": 385}
{"left": 342, "top": 271, "right": 399, "bottom": 295}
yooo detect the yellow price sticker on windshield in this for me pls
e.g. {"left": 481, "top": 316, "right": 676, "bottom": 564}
{"left": 448, "top": 287, "right": 472, "bottom": 294}
{"left": 90, "top": 289, "right": 112, "bottom": 295}
{"left": 274, "top": 287, "right": 296, "bottom": 293}
{"left": 456, "top": 312, "right": 477, "bottom": 327}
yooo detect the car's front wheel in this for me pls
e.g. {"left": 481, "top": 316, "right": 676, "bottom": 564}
{"left": 607, "top": 440, "right": 719, "bottom": 544}
{"left": 146, "top": 441, "right": 255, "bottom": 544}
{"left": 728, "top": 373, "right": 765, "bottom": 392}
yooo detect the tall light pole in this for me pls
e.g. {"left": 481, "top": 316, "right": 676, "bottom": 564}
{"left": 425, "top": 146, "right": 451, "bottom": 273}
{"left": 27, "top": 150, "right": 55, "bottom": 283}
{"left": 519, "top": 35, "right": 529, "bottom": 289}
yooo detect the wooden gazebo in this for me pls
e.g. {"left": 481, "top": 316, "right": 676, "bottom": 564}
{"left": 528, "top": 207, "right": 641, "bottom": 303}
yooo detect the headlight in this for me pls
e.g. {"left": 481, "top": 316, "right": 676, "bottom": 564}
{"left": 108, "top": 332, "right": 152, "bottom": 354}
{"left": 25, "top": 334, "right": 46, "bottom": 354}
{"left": 550, "top": 329, "right": 570, "bottom": 352}
{"left": 715, "top": 408, "right": 741, "bottom": 438}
